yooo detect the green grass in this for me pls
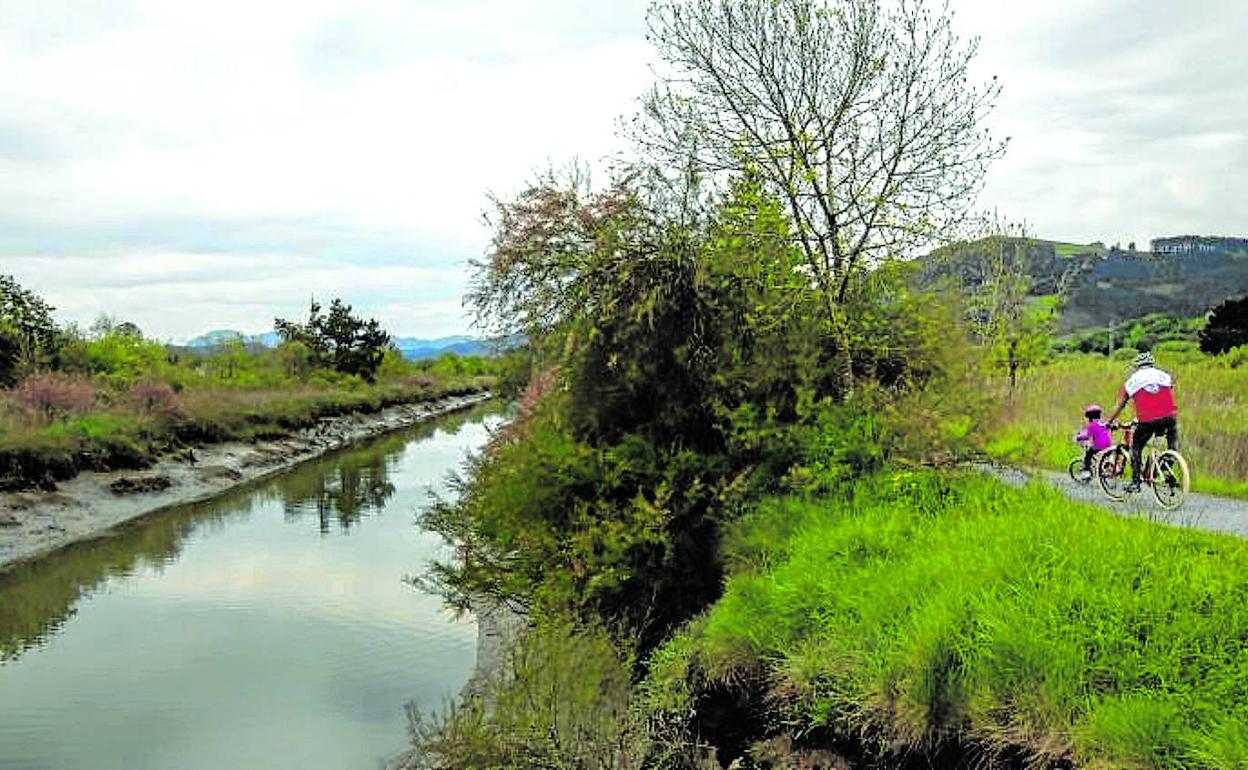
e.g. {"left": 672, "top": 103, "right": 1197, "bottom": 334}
{"left": 0, "top": 374, "right": 495, "bottom": 489}
{"left": 988, "top": 352, "right": 1248, "bottom": 499}
{"left": 1054, "top": 242, "right": 1108, "bottom": 258}
{"left": 646, "top": 472, "right": 1248, "bottom": 769}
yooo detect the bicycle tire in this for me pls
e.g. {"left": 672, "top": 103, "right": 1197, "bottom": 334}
{"left": 1068, "top": 457, "right": 1088, "bottom": 483}
{"left": 1097, "top": 447, "right": 1129, "bottom": 502}
{"left": 1151, "top": 450, "right": 1191, "bottom": 510}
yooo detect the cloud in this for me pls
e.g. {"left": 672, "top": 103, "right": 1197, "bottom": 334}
{"left": 1, "top": 0, "right": 1245, "bottom": 341}
{"left": 0, "top": 1, "right": 651, "bottom": 339}
{"left": 954, "top": 0, "right": 1248, "bottom": 244}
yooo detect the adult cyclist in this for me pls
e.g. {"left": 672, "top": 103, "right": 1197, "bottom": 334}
{"left": 1105, "top": 351, "right": 1179, "bottom": 493}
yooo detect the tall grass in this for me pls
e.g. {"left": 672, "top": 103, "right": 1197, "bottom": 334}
{"left": 645, "top": 472, "right": 1248, "bottom": 768}
{"left": 0, "top": 374, "right": 494, "bottom": 490}
{"left": 987, "top": 351, "right": 1248, "bottom": 498}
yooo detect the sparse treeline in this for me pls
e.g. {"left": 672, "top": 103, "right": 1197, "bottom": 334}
{"left": 407, "top": 1, "right": 1248, "bottom": 769}
{"left": 0, "top": 285, "right": 503, "bottom": 490}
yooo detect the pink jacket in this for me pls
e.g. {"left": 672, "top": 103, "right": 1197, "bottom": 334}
{"left": 1075, "top": 420, "right": 1113, "bottom": 451}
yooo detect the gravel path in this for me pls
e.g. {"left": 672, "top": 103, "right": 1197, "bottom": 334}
{"left": 986, "top": 465, "right": 1248, "bottom": 538}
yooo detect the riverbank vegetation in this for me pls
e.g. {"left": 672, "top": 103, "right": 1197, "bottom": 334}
{"left": 0, "top": 287, "right": 502, "bottom": 490}
{"left": 398, "top": 1, "right": 1248, "bottom": 768}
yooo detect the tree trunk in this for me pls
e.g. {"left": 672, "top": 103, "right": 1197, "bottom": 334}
{"left": 832, "top": 307, "right": 854, "bottom": 402}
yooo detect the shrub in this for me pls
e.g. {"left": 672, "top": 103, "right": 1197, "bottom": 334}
{"left": 17, "top": 372, "right": 96, "bottom": 419}
{"left": 407, "top": 616, "right": 646, "bottom": 770}
{"left": 1221, "top": 344, "right": 1248, "bottom": 369}
{"left": 1199, "top": 295, "right": 1248, "bottom": 354}
{"left": 1154, "top": 339, "right": 1198, "bottom": 354}
{"left": 130, "top": 379, "right": 177, "bottom": 415}
{"left": 402, "top": 375, "right": 438, "bottom": 390}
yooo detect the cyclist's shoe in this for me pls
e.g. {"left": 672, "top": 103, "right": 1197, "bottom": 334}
{"left": 1123, "top": 481, "right": 1142, "bottom": 493}
{"left": 1077, "top": 470, "right": 1093, "bottom": 482}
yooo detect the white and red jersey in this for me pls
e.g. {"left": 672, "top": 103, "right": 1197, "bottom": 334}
{"left": 1120, "top": 367, "right": 1177, "bottom": 423}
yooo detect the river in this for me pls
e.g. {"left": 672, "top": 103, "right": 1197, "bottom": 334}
{"left": 0, "top": 403, "right": 504, "bottom": 770}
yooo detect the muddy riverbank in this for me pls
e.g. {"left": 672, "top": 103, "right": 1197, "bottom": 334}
{"left": 0, "top": 391, "right": 492, "bottom": 571}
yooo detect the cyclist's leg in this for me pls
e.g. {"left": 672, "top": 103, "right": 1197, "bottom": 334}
{"left": 1163, "top": 416, "right": 1179, "bottom": 451}
{"left": 1131, "top": 420, "right": 1159, "bottom": 484}
{"left": 1083, "top": 446, "right": 1096, "bottom": 471}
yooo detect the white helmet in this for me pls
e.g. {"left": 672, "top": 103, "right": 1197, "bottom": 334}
{"left": 1134, "top": 351, "right": 1155, "bottom": 368}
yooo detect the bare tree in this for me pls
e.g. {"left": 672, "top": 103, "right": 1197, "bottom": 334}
{"left": 637, "top": 0, "right": 1004, "bottom": 394}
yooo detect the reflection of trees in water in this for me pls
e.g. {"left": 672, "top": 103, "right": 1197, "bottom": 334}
{"left": 0, "top": 492, "right": 254, "bottom": 662}
{"left": 273, "top": 401, "right": 496, "bottom": 533}
{"left": 0, "top": 401, "right": 501, "bottom": 663}
{"left": 278, "top": 446, "right": 398, "bottom": 533}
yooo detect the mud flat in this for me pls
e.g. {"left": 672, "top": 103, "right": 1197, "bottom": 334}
{"left": 0, "top": 392, "right": 492, "bottom": 571}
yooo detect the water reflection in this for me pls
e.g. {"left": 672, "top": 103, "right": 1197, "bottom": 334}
{"left": 278, "top": 433, "right": 400, "bottom": 532}
{"left": 0, "top": 401, "right": 495, "bottom": 664}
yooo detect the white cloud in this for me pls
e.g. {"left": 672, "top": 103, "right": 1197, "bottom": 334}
{"left": 0, "top": 1, "right": 652, "bottom": 338}
{"left": 1, "top": 0, "right": 1245, "bottom": 339}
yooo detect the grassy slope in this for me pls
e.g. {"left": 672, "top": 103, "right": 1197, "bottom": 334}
{"left": 648, "top": 473, "right": 1248, "bottom": 769}
{"left": 985, "top": 353, "right": 1248, "bottom": 499}
{"left": 1054, "top": 242, "right": 1108, "bottom": 258}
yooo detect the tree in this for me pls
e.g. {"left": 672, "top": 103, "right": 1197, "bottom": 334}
{"left": 638, "top": 0, "right": 1003, "bottom": 396}
{"left": 275, "top": 298, "right": 392, "bottom": 381}
{"left": 1199, "top": 295, "right": 1248, "bottom": 354}
{"left": 959, "top": 232, "right": 1056, "bottom": 395}
{"left": 0, "top": 274, "right": 60, "bottom": 386}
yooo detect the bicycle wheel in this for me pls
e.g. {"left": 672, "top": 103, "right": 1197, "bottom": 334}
{"left": 1151, "top": 450, "right": 1191, "bottom": 510}
{"left": 1097, "top": 447, "right": 1130, "bottom": 502}
{"left": 1068, "top": 457, "right": 1087, "bottom": 483}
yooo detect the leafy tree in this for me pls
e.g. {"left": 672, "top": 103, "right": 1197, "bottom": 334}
{"left": 637, "top": 0, "right": 1003, "bottom": 396}
{"left": 275, "top": 298, "right": 392, "bottom": 382}
{"left": 0, "top": 274, "right": 60, "bottom": 385}
{"left": 447, "top": 168, "right": 975, "bottom": 649}
{"left": 1200, "top": 295, "right": 1248, "bottom": 354}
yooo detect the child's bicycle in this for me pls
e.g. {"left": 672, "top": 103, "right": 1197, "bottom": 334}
{"left": 1067, "top": 442, "right": 1096, "bottom": 484}
{"left": 1096, "top": 421, "right": 1191, "bottom": 509}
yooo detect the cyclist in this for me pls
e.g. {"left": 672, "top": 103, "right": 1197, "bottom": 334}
{"left": 1104, "top": 351, "right": 1179, "bottom": 493}
{"left": 1073, "top": 403, "right": 1112, "bottom": 480}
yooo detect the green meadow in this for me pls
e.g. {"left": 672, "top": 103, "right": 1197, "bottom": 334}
{"left": 646, "top": 472, "right": 1248, "bottom": 769}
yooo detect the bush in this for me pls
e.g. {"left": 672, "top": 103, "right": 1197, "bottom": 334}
{"left": 406, "top": 616, "right": 646, "bottom": 770}
{"left": 1221, "top": 344, "right": 1248, "bottom": 369}
{"left": 1154, "top": 339, "right": 1198, "bottom": 354}
{"left": 1199, "top": 295, "right": 1248, "bottom": 354}
{"left": 17, "top": 372, "right": 96, "bottom": 419}
{"left": 130, "top": 379, "right": 177, "bottom": 415}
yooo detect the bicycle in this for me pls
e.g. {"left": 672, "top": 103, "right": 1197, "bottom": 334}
{"left": 1096, "top": 421, "right": 1191, "bottom": 509}
{"left": 1067, "top": 442, "right": 1097, "bottom": 484}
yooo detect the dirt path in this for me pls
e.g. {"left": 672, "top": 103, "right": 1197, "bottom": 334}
{"left": 988, "top": 465, "right": 1248, "bottom": 538}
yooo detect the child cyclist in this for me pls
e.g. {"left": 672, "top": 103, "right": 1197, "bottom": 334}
{"left": 1073, "top": 404, "right": 1113, "bottom": 480}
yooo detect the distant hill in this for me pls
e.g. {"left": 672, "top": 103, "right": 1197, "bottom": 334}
{"left": 394, "top": 335, "right": 491, "bottom": 360}
{"left": 922, "top": 238, "right": 1248, "bottom": 332}
{"left": 182, "top": 329, "right": 505, "bottom": 360}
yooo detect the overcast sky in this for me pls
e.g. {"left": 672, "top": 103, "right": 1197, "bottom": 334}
{"left": 2, "top": 0, "right": 1245, "bottom": 341}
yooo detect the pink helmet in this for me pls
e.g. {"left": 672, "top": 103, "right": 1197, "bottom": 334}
{"left": 1084, "top": 404, "right": 1103, "bottom": 417}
